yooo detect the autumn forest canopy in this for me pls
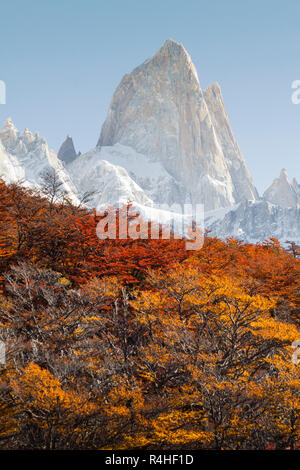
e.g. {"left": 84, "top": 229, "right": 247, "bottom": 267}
{"left": 0, "top": 177, "right": 299, "bottom": 450}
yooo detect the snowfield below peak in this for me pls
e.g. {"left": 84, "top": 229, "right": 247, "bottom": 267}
{"left": 68, "top": 146, "right": 153, "bottom": 210}
{"left": 68, "top": 143, "right": 188, "bottom": 209}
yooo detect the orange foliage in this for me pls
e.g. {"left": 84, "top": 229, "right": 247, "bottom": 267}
{"left": 0, "top": 180, "right": 299, "bottom": 450}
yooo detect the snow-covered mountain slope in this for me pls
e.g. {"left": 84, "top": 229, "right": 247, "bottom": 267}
{"left": 0, "top": 118, "right": 80, "bottom": 203}
{"left": 263, "top": 169, "right": 300, "bottom": 208}
{"left": 68, "top": 143, "right": 186, "bottom": 208}
{"left": 0, "top": 140, "right": 24, "bottom": 182}
{"left": 206, "top": 200, "right": 300, "bottom": 244}
{"left": 69, "top": 146, "right": 201, "bottom": 233}
{"left": 97, "top": 39, "right": 257, "bottom": 211}
{"left": 68, "top": 146, "right": 153, "bottom": 209}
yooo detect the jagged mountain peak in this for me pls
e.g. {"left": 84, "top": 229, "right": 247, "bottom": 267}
{"left": 279, "top": 168, "right": 289, "bottom": 180}
{"left": 263, "top": 169, "right": 299, "bottom": 208}
{"left": 138, "top": 38, "right": 200, "bottom": 86}
{"left": 160, "top": 38, "right": 183, "bottom": 49}
{"left": 22, "top": 127, "right": 35, "bottom": 145}
{"left": 292, "top": 177, "right": 300, "bottom": 192}
{"left": 57, "top": 135, "right": 78, "bottom": 165}
{"left": 98, "top": 41, "right": 257, "bottom": 210}
{"left": 3, "top": 117, "right": 16, "bottom": 129}
{"left": 0, "top": 118, "right": 19, "bottom": 149}
{"left": 156, "top": 38, "right": 191, "bottom": 61}
{"left": 205, "top": 82, "right": 222, "bottom": 95}
{"left": 0, "top": 119, "right": 48, "bottom": 154}
{"left": 0, "top": 117, "right": 79, "bottom": 203}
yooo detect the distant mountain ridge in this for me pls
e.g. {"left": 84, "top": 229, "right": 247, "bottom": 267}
{"left": 0, "top": 118, "right": 79, "bottom": 204}
{"left": 0, "top": 40, "right": 298, "bottom": 243}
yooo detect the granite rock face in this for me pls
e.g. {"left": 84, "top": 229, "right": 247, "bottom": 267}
{"left": 98, "top": 39, "right": 257, "bottom": 210}
{"left": 204, "top": 83, "right": 258, "bottom": 203}
{"left": 263, "top": 169, "right": 299, "bottom": 208}
{"left": 58, "top": 135, "right": 78, "bottom": 164}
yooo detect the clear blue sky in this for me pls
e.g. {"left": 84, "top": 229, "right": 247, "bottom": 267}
{"left": 0, "top": 0, "right": 299, "bottom": 193}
